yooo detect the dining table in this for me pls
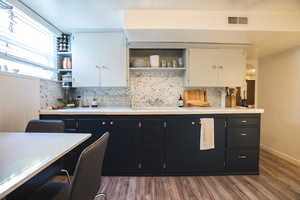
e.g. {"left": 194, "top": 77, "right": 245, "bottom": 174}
{"left": 0, "top": 132, "right": 91, "bottom": 199}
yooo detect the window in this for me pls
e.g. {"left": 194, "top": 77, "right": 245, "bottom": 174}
{"left": 0, "top": 1, "right": 57, "bottom": 80}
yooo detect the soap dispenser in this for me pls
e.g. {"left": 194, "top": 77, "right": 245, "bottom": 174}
{"left": 178, "top": 95, "right": 184, "bottom": 107}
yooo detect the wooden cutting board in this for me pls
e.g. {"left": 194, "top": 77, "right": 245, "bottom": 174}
{"left": 184, "top": 90, "right": 210, "bottom": 107}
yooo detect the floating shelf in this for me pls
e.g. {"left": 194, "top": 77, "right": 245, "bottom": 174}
{"left": 58, "top": 69, "right": 72, "bottom": 72}
{"left": 129, "top": 67, "right": 186, "bottom": 70}
{"left": 57, "top": 52, "right": 72, "bottom": 55}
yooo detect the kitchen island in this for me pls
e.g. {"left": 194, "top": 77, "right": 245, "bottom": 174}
{"left": 40, "top": 107, "right": 264, "bottom": 176}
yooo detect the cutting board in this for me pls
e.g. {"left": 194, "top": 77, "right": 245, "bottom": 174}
{"left": 184, "top": 90, "right": 210, "bottom": 107}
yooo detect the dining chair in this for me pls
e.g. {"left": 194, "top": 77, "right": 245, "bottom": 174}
{"left": 25, "top": 120, "right": 65, "bottom": 133}
{"left": 29, "top": 132, "right": 110, "bottom": 200}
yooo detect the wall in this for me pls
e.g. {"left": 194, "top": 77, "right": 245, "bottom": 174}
{"left": 0, "top": 72, "right": 40, "bottom": 132}
{"left": 74, "top": 71, "right": 224, "bottom": 107}
{"left": 258, "top": 47, "right": 300, "bottom": 165}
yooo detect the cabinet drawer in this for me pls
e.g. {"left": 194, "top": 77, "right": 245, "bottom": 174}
{"left": 228, "top": 117, "right": 259, "bottom": 127}
{"left": 227, "top": 150, "right": 259, "bottom": 171}
{"left": 227, "top": 128, "right": 259, "bottom": 148}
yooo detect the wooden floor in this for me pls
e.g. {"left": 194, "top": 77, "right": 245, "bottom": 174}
{"left": 57, "top": 150, "right": 300, "bottom": 200}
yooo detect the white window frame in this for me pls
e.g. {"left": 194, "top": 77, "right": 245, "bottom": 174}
{"left": 0, "top": 0, "right": 62, "bottom": 80}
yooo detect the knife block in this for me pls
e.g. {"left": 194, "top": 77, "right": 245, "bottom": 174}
{"left": 225, "top": 96, "right": 237, "bottom": 108}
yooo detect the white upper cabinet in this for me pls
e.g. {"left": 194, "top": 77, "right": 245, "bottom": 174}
{"left": 188, "top": 48, "right": 246, "bottom": 87}
{"left": 72, "top": 32, "right": 127, "bottom": 87}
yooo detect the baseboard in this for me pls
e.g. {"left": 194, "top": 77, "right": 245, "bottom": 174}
{"left": 261, "top": 144, "right": 300, "bottom": 167}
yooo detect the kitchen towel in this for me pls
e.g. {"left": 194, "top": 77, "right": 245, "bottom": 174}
{"left": 200, "top": 118, "right": 215, "bottom": 150}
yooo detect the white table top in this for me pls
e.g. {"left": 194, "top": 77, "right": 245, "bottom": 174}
{"left": 0, "top": 132, "right": 91, "bottom": 199}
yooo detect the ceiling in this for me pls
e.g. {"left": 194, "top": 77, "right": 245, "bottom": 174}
{"left": 20, "top": 0, "right": 300, "bottom": 31}
{"left": 19, "top": 0, "right": 300, "bottom": 58}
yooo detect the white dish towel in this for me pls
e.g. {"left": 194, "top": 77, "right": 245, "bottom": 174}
{"left": 200, "top": 118, "right": 215, "bottom": 150}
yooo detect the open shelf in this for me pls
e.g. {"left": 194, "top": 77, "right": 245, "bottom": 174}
{"left": 57, "top": 52, "right": 72, "bottom": 56}
{"left": 58, "top": 69, "right": 72, "bottom": 72}
{"left": 129, "top": 67, "right": 186, "bottom": 71}
{"left": 129, "top": 48, "right": 186, "bottom": 69}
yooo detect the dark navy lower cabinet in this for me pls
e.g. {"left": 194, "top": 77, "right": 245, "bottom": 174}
{"left": 138, "top": 119, "right": 165, "bottom": 175}
{"left": 40, "top": 114, "right": 261, "bottom": 176}
{"left": 225, "top": 114, "right": 261, "bottom": 174}
{"left": 103, "top": 119, "right": 140, "bottom": 175}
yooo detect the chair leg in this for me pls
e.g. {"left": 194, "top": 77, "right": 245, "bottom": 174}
{"left": 96, "top": 193, "right": 106, "bottom": 200}
{"left": 60, "top": 169, "right": 71, "bottom": 184}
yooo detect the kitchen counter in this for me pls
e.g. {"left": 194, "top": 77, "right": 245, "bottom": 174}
{"left": 39, "top": 107, "right": 264, "bottom": 115}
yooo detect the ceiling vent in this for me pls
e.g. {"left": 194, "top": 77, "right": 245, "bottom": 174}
{"left": 228, "top": 16, "right": 248, "bottom": 25}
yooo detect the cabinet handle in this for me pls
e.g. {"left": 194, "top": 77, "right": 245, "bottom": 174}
{"left": 240, "top": 133, "right": 247, "bottom": 136}
{"left": 102, "top": 122, "right": 106, "bottom": 125}
{"left": 138, "top": 163, "right": 142, "bottom": 169}
{"left": 192, "top": 122, "right": 195, "bottom": 125}
{"left": 163, "top": 163, "right": 167, "bottom": 169}
{"left": 219, "top": 65, "right": 223, "bottom": 69}
{"left": 241, "top": 120, "right": 247, "bottom": 123}
{"left": 238, "top": 155, "right": 247, "bottom": 159}
{"left": 110, "top": 121, "right": 114, "bottom": 125}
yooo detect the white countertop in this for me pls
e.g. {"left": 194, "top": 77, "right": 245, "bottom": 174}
{"left": 0, "top": 133, "right": 90, "bottom": 199}
{"left": 39, "top": 107, "right": 264, "bottom": 115}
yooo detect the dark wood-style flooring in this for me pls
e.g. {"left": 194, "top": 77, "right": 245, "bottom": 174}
{"left": 55, "top": 150, "right": 300, "bottom": 200}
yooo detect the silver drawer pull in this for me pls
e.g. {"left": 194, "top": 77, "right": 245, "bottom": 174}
{"left": 192, "top": 122, "right": 195, "bottom": 125}
{"left": 102, "top": 122, "right": 106, "bottom": 125}
{"left": 240, "top": 133, "right": 247, "bottom": 136}
{"left": 241, "top": 120, "right": 247, "bottom": 123}
{"left": 110, "top": 121, "right": 114, "bottom": 125}
{"left": 238, "top": 155, "right": 247, "bottom": 159}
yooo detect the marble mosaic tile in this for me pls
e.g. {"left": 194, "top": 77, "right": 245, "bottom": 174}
{"left": 130, "top": 70, "right": 184, "bottom": 107}
{"left": 72, "top": 71, "right": 224, "bottom": 108}
{"left": 40, "top": 80, "right": 63, "bottom": 109}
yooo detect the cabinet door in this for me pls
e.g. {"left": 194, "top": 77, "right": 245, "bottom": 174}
{"left": 166, "top": 119, "right": 199, "bottom": 172}
{"left": 72, "top": 32, "right": 127, "bottom": 87}
{"left": 188, "top": 48, "right": 219, "bottom": 87}
{"left": 99, "top": 32, "right": 127, "bottom": 87}
{"left": 188, "top": 48, "right": 246, "bottom": 87}
{"left": 139, "top": 119, "right": 165, "bottom": 174}
{"left": 194, "top": 116, "right": 226, "bottom": 171}
{"left": 103, "top": 119, "right": 139, "bottom": 174}
{"left": 166, "top": 117, "right": 226, "bottom": 172}
{"left": 218, "top": 49, "right": 246, "bottom": 87}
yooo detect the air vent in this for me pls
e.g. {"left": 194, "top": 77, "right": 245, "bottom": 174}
{"left": 228, "top": 16, "right": 248, "bottom": 24}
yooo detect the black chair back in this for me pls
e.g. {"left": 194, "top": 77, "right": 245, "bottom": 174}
{"left": 69, "top": 132, "right": 109, "bottom": 200}
{"left": 26, "top": 120, "right": 64, "bottom": 133}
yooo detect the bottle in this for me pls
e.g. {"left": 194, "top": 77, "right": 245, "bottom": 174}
{"left": 178, "top": 95, "right": 184, "bottom": 107}
{"left": 91, "top": 97, "right": 98, "bottom": 108}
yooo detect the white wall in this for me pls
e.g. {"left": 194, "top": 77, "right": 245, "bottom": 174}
{"left": 0, "top": 72, "right": 40, "bottom": 132}
{"left": 258, "top": 47, "right": 300, "bottom": 164}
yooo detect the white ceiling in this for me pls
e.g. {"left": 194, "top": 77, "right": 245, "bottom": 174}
{"left": 20, "top": 0, "right": 300, "bottom": 31}
{"left": 19, "top": 0, "right": 300, "bottom": 58}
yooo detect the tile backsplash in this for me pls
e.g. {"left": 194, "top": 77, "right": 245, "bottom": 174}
{"left": 40, "top": 79, "right": 63, "bottom": 109}
{"left": 73, "top": 71, "right": 224, "bottom": 108}
{"left": 40, "top": 71, "right": 224, "bottom": 108}
{"left": 130, "top": 70, "right": 184, "bottom": 107}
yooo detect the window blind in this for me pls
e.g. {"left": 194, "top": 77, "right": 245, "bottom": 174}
{"left": 0, "top": 1, "right": 57, "bottom": 80}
